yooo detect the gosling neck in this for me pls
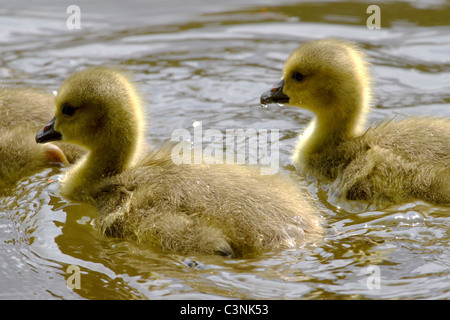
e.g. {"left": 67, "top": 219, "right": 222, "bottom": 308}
{"left": 89, "top": 140, "right": 137, "bottom": 176}
{"left": 293, "top": 99, "right": 368, "bottom": 167}
{"left": 61, "top": 122, "right": 143, "bottom": 200}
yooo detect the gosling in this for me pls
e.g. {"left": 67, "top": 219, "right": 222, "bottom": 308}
{"left": 36, "top": 66, "right": 323, "bottom": 257}
{"left": 0, "top": 88, "right": 82, "bottom": 191}
{"left": 261, "top": 39, "right": 450, "bottom": 206}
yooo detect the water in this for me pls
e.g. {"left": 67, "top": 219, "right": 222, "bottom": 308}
{"left": 1, "top": 0, "right": 449, "bottom": 300}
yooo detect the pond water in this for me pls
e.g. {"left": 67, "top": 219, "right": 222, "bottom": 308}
{"left": 0, "top": 0, "right": 449, "bottom": 300}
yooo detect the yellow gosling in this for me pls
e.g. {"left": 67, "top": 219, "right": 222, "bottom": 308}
{"left": 36, "top": 66, "right": 323, "bottom": 257}
{"left": 261, "top": 39, "right": 450, "bottom": 206}
{"left": 0, "top": 87, "right": 83, "bottom": 191}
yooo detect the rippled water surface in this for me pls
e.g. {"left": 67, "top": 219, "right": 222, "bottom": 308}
{"left": 1, "top": 0, "right": 449, "bottom": 299}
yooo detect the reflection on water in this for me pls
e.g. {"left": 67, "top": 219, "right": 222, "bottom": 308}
{"left": 0, "top": 0, "right": 449, "bottom": 299}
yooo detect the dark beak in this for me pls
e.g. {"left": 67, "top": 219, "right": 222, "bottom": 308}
{"left": 260, "top": 79, "right": 290, "bottom": 105}
{"left": 36, "top": 117, "right": 62, "bottom": 144}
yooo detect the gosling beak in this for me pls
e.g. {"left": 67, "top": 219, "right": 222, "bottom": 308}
{"left": 260, "top": 79, "right": 290, "bottom": 105}
{"left": 36, "top": 117, "right": 62, "bottom": 144}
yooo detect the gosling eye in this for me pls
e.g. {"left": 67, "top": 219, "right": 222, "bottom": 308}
{"left": 292, "top": 72, "right": 304, "bottom": 82}
{"left": 62, "top": 104, "right": 76, "bottom": 117}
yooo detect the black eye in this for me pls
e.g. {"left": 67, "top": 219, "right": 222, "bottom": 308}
{"left": 292, "top": 72, "right": 304, "bottom": 82}
{"left": 62, "top": 104, "right": 76, "bottom": 116}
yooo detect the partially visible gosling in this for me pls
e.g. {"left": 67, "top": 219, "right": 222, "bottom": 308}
{"left": 0, "top": 87, "right": 84, "bottom": 163}
{"left": 0, "top": 88, "right": 81, "bottom": 191}
{"left": 261, "top": 39, "right": 450, "bottom": 206}
{"left": 36, "top": 67, "right": 323, "bottom": 257}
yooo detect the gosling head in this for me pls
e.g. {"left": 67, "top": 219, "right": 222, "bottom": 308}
{"left": 36, "top": 67, "right": 144, "bottom": 164}
{"left": 261, "top": 39, "right": 372, "bottom": 127}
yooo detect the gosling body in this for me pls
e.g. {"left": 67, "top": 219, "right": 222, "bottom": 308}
{"left": 261, "top": 39, "right": 450, "bottom": 205}
{"left": 36, "top": 67, "right": 323, "bottom": 257}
